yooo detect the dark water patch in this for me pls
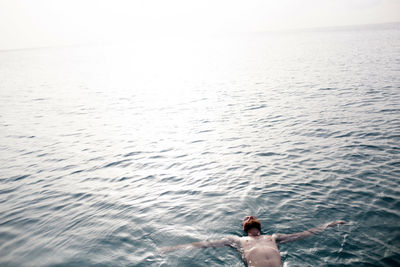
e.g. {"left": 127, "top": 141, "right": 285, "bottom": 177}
{"left": 6, "top": 135, "right": 36, "bottom": 139}
{"left": 380, "top": 108, "right": 400, "bottom": 113}
{"left": 226, "top": 166, "right": 242, "bottom": 172}
{"left": 71, "top": 192, "right": 94, "bottom": 201}
{"left": 43, "top": 157, "right": 67, "bottom": 163}
{"left": 148, "top": 155, "right": 165, "bottom": 159}
{"left": 87, "top": 156, "right": 105, "bottom": 162}
{"left": 70, "top": 169, "right": 84, "bottom": 175}
{"left": 360, "top": 132, "right": 382, "bottom": 138}
{"left": 57, "top": 164, "right": 78, "bottom": 171}
{"left": 0, "top": 215, "right": 41, "bottom": 229}
{"left": 386, "top": 133, "right": 400, "bottom": 140}
{"left": 117, "top": 176, "right": 130, "bottom": 182}
{"left": 388, "top": 161, "right": 400, "bottom": 167}
{"left": 123, "top": 151, "right": 141, "bottom": 157}
{"left": 46, "top": 258, "right": 102, "bottom": 267}
{"left": 282, "top": 153, "right": 302, "bottom": 160}
{"left": 190, "top": 139, "right": 205, "bottom": 144}
{"left": 255, "top": 152, "right": 280, "bottom": 157}
{"left": 355, "top": 170, "right": 380, "bottom": 180}
{"left": 8, "top": 174, "right": 30, "bottom": 181}
{"left": 333, "top": 131, "right": 357, "bottom": 138}
{"left": 159, "top": 176, "right": 184, "bottom": 183}
{"left": 160, "top": 189, "right": 201, "bottom": 197}
{"left": 103, "top": 159, "right": 131, "bottom": 168}
{"left": 381, "top": 256, "right": 400, "bottom": 266}
{"left": 198, "top": 129, "right": 213, "bottom": 133}
{"left": 244, "top": 104, "right": 267, "bottom": 111}
{"left": 59, "top": 132, "right": 83, "bottom": 137}
{"left": 344, "top": 143, "right": 386, "bottom": 152}
{"left": 175, "top": 153, "right": 188, "bottom": 158}
{"left": 319, "top": 87, "right": 336, "bottom": 91}
{"left": 21, "top": 150, "right": 37, "bottom": 156}
{"left": 166, "top": 162, "right": 182, "bottom": 169}
{"left": 260, "top": 171, "right": 282, "bottom": 177}
{"left": 52, "top": 203, "right": 70, "bottom": 211}
{"left": 159, "top": 148, "right": 173, "bottom": 153}
{"left": 185, "top": 162, "right": 214, "bottom": 171}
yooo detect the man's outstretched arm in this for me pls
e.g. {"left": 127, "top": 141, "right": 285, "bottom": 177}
{"left": 159, "top": 236, "right": 240, "bottom": 253}
{"left": 273, "top": 221, "right": 346, "bottom": 244}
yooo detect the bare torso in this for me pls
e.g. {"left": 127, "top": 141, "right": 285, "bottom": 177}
{"left": 238, "top": 235, "right": 281, "bottom": 267}
{"left": 161, "top": 221, "right": 346, "bottom": 266}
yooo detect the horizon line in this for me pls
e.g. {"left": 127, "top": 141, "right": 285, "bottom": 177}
{"left": 1, "top": 20, "right": 399, "bottom": 53}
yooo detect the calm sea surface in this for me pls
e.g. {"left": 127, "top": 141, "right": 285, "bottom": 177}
{"left": 1, "top": 23, "right": 400, "bottom": 266}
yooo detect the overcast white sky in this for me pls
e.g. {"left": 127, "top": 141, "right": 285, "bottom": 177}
{"left": 0, "top": 0, "right": 399, "bottom": 50}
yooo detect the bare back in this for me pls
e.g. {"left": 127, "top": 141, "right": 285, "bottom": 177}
{"left": 239, "top": 235, "right": 281, "bottom": 267}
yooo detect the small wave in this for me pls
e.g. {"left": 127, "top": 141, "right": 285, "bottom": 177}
{"left": 255, "top": 152, "right": 280, "bottom": 157}
{"left": 103, "top": 159, "right": 131, "bottom": 168}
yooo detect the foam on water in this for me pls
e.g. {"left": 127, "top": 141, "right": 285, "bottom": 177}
{"left": 1, "top": 23, "right": 400, "bottom": 266}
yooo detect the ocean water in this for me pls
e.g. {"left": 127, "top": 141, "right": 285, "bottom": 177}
{"left": 1, "top": 23, "right": 399, "bottom": 266}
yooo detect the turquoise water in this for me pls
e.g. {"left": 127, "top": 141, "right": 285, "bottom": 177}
{"left": 1, "top": 23, "right": 400, "bottom": 266}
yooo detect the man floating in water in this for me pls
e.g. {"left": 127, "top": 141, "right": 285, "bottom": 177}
{"left": 161, "top": 216, "right": 346, "bottom": 267}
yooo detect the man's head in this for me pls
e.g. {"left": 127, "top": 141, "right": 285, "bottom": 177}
{"left": 242, "top": 216, "right": 261, "bottom": 233}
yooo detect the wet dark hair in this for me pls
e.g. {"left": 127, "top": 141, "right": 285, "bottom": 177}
{"left": 243, "top": 218, "right": 262, "bottom": 232}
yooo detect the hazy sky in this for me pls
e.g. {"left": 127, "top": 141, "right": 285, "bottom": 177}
{"left": 0, "top": 0, "right": 399, "bottom": 50}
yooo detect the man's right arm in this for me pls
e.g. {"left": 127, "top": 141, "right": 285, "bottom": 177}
{"left": 273, "top": 221, "right": 346, "bottom": 244}
{"left": 159, "top": 236, "right": 241, "bottom": 253}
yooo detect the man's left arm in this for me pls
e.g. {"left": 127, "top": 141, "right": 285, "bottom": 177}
{"left": 273, "top": 221, "right": 346, "bottom": 244}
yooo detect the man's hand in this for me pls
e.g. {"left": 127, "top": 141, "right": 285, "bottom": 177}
{"left": 326, "top": 221, "right": 347, "bottom": 228}
{"left": 158, "top": 245, "right": 183, "bottom": 254}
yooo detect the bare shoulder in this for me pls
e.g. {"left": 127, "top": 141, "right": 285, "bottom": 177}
{"left": 262, "top": 235, "right": 276, "bottom": 243}
{"left": 271, "top": 233, "right": 279, "bottom": 241}
{"left": 228, "top": 235, "right": 241, "bottom": 240}
{"left": 226, "top": 235, "right": 241, "bottom": 244}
